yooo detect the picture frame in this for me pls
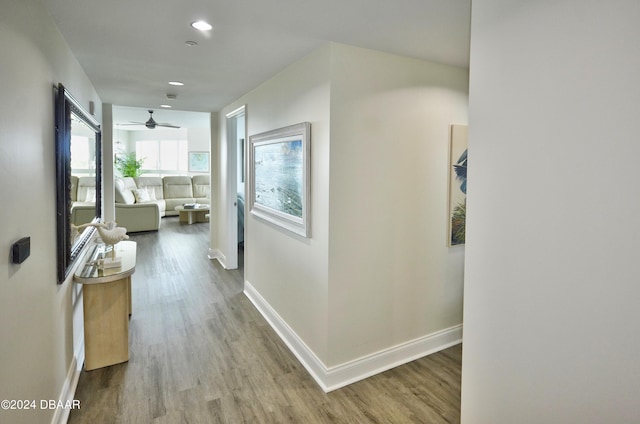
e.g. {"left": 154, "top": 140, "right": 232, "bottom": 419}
{"left": 448, "top": 124, "right": 468, "bottom": 246}
{"left": 248, "top": 122, "right": 311, "bottom": 238}
{"left": 188, "top": 151, "right": 209, "bottom": 173}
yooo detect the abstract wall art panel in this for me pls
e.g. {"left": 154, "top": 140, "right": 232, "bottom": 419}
{"left": 449, "top": 124, "right": 468, "bottom": 246}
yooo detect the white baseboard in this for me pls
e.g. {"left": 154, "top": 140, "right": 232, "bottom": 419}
{"left": 322, "top": 324, "right": 462, "bottom": 391}
{"left": 51, "top": 339, "right": 84, "bottom": 424}
{"left": 244, "top": 281, "right": 330, "bottom": 390}
{"left": 208, "top": 248, "right": 228, "bottom": 268}
{"left": 244, "top": 280, "right": 462, "bottom": 393}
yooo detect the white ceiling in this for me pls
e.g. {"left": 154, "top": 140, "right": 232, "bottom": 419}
{"left": 112, "top": 106, "right": 210, "bottom": 130}
{"left": 41, "top": 0, "right": 471, "bottom": 126}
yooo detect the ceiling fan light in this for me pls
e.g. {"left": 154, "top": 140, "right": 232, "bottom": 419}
{"left": 160, "top": 104, "right": 172, "bottom": 108}
{"left": 191, "top": 21, "right": 212, "bottom": 31}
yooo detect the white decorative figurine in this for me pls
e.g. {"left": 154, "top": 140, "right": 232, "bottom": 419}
{"left": 72, "top": 221, "right": 129, "bottom": 268}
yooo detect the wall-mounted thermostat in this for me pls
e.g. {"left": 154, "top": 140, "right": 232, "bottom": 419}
{"left": 11, "top": 237, "right": 30, "bottom": 264}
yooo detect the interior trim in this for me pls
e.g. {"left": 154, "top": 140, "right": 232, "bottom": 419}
{"left": 244, "top": 279, "right": 462, "bottom": 392}
{"left": 208, "top": 248, "right": 228, "bottom": 268}
{"left": 53, "top": 332, "right": 84, "bottom": 424}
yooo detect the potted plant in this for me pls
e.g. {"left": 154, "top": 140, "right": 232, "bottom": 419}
{"left": 115, "top": 152, "right": 144, "bottom": 177}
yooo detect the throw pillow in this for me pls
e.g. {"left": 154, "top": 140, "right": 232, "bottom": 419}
{"left": 133, "top": 188, "right": 152, "bottom": 203}
{"left": 85, "top": 188, "right": 96, "bottom": 203}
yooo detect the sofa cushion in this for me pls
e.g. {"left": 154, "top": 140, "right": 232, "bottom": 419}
{"left": 115, "top": 177, "right": 136, "bottom": 205}
{"left": 76, "top": 177, "right": 96, "bottom": 204}
{"left": 163, "top": 176, "right": 193, "bottom": 198}
{"left": 164, "top": 198, "right": 197, "bottom": 216}
{"left": 71, "top": 203, "right": 97, "bottom": 226}
{"left": 115, "top": 202, "right": 161, "bottom": 232}
{"left": 192, "top": 175, "right": 210, "bottom": 199}
{"left": 84, "top": 188, "right": 96, "bottom": 203}
{"left": 70, "top": 176, "right": 79, "bottom": 202}
{"left": 134, "top": 177, "right": 164, "bottom": 200}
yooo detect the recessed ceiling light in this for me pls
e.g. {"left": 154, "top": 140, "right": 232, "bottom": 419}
{"left": 168, "top": 81, "right": 184, "bottom": 86}
{"left": 191, "top": 21, "right": 212, "bottom": 31}
{"left": 160, "top": 104, "right": 172, "bottom": 108}
{"left": 185, "top": 40, "right": 198, "bottom": 47}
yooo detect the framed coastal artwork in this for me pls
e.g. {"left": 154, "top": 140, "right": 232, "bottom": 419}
{"left": 248, "top": 122, "right": 311, "bottom": 238}
{"left": 448, "top": 124, "right": 468, "bottom": 246}
{"left": 188, "top": 151, "right": 209, "bottom": 172}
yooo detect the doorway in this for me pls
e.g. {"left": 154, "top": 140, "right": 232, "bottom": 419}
{"left": 224, "top": 105, "right": 246, "bottom": 269}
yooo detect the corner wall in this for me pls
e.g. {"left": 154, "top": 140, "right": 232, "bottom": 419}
{"left": 219, "top": 44, "right": 332, "bottom": 361}
{"left": 218, "top": 43, "right": 468, "bottom": 388}
{"left": 327, "top": 44, "right": 468, "bottom": 366}
{"left": 462, "top": 1, "right": 640, "bottom": 422}
{"left": 0, "top": 1, "right": 101, "bottom": 423}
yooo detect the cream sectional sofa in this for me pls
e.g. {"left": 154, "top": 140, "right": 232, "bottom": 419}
{"left": 115, "top": 175, "right": 210, "bottom": 232}
{"left": 70, "top": 175, "right": 98, "bottom": 226}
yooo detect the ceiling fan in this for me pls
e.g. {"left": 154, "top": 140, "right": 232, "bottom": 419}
{"left": 121, "top": 110, "right": 180, "bottom": 129}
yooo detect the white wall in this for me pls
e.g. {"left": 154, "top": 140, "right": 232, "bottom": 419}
{"left": 217, "top": 43, "right": 468, "bottom": 382}
{"left": 114, "top": 125, "right": 133, "bottom": 156}
{"left": 462, "top": 1, "right": 640, "bottom": 422}
{"left": 219, "top": 44, "right": 332, "bottom": 359}
{"left": 188, "top": 128, "right": 211, "bottom": 154}
{"left": 0, "top": 1, "right": 101, "bottom": 423}
{"left": 327, "top": 44, "right": 468, "bottom": 365}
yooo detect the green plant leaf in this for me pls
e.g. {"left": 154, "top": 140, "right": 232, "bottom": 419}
{"left": 115, "top": 152, "right": 144, "bottom": 177}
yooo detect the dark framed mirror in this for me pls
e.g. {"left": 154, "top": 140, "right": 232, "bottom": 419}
{"left": 55, "top": 83, "right": 102, "bottom": 284}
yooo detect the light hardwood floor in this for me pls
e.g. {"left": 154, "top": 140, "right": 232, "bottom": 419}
{"left": 69, "top": 217, "right": 461, "bottom": 423}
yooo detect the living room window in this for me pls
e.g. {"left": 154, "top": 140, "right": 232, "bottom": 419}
{"left": 71, "top": 134, "right": 96, "bottom": 175}
{"left": 136, "top": 139, "right": 188, "bottom": 176}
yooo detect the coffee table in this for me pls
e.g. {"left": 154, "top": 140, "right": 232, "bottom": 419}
{"left": 175, "top": 205, "right": 210, "bottom": 224}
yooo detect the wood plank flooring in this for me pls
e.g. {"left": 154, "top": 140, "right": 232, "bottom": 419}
{"left": 69, "top": 217, "right": 461, "bottom": 423}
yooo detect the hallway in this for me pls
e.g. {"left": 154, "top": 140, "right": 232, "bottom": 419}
{"left": 70, "top": 217, "right": 461, "bottom": 423}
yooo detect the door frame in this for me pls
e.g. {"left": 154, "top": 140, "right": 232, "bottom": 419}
{"left": 223, "top": 105, "right": 246, "bottom": 269}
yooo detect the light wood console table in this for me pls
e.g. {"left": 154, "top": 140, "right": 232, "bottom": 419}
{"left": 74, "top": 240, "right": 136, "bottom": 371}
